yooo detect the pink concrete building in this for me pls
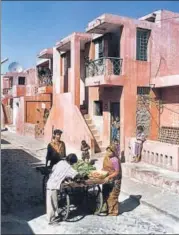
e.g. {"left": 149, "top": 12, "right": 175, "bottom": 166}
{"left": 43, "top": 10, "right": 179, "bottom": 172}
{"left": 2, "top": 48, "right": 53, "bottom": 137}
{"left": 2, "top": 68, "right": 38, "bottom": 129}
{"left": 16, "top": 48, "right": 54, "bottom": 138}
{"left": 2, "top": 9, "right": 178, "bottom": 173}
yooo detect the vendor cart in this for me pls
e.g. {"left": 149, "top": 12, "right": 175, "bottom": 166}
{"left": 36, "top": 166, "right": 105, "bottom": 221}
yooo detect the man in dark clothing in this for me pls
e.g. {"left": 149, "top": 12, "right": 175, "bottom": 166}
{"left": 46, "top": 129, "right": 66, "bottom": 168}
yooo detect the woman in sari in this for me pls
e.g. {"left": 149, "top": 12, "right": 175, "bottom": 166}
{"left": 46, "top": 129, "right": 66, "bottom": 168}
{"left": 132, "top": 125, "right": 146, "bottom": 163}
{"left": 102, "top": 144, "right": 122, "bottom": 216}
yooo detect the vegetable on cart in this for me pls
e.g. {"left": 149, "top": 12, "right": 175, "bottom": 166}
{"left": 72, "top": 160, "right": 96, "bottom": 178}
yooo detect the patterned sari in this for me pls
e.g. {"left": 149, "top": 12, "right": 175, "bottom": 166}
{"left": 102, "top": 150, "right": 122, "bottom": 216}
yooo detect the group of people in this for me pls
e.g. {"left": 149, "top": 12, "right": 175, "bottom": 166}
{"left": 45, "top": 125, "right": 145, "bottom": 224}
{"left": 45, "top": 129, "right": 122, "bottom": 224}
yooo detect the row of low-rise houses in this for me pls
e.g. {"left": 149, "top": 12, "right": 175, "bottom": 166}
{"left": 2, "top": 9, "right": 179, "bottom": 173}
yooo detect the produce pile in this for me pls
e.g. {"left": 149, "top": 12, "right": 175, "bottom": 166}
{"left": 72, "top": 160, "right": 96, "bottom": 178}
{"left": 89, "top": 170, "right": 108, "bottom": 179}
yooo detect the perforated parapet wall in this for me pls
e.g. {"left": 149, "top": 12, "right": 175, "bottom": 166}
{"left": 159, "top": 126, "right": 179, "bottom": 145}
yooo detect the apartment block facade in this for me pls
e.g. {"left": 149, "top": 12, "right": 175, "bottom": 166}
{"left": 2, "top": 9, "right": 179, "bottom": 171}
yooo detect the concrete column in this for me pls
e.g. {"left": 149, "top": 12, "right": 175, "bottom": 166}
{"left": 122, "top": 83, "right": 137, "bottom": 156}
{"left": 70, "top": 35, "right": 81, "bottom": 107}
{"left": 59, "top": 56, "right": 64, "bottom": 94}
{"left": 89, "top": 42, "right": 95, "bottom": 60}
{"left": 53, "top": 48, "right": 60, "bottom": 104}
{"left": 102, "top": 100, "right": 111, "bottom": 147}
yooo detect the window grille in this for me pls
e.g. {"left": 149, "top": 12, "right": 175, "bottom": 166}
{"left": 136, "top": 28, "right": 150, "bottom": 61}
{"left": 137, "top": 87, "right": 151, "bottom": 95}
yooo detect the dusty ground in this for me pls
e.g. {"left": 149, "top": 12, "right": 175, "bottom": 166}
{"left": 1, "top": 135, "right": 179, "bottom": 234}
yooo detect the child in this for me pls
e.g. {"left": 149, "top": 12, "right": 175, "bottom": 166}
{"left": 132, "top": 126, "right": 146, "bottom": 163}
{"left": 81, "top": 140, "right": 90, "bottom": 162}
{"left": 113, "top": 138, "right": 120, "bottom": 160}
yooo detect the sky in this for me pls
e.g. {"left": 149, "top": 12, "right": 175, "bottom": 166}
{"left": 2, "top": 1, "right": 179, "bottom": 73}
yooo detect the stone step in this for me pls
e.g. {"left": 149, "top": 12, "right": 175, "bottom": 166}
{"left": 94, "top": 135, "right": 100, "bottom": 141}
{"left": 97, "top": 140, "right": 103, "bottom": 147}
{"left": 122, "top": 162, "right": 179, "bottom": 195}
{"left": 88, "top": 124, "right": 96, "bottom": 129}
{"left": 91, "top": 129, "right": 98, "bottom": 135}
{"left": 85, "top": 119, "right": 92, "bottom": 125}
{"left": 84, "top": 114, "right": 90, "bottom": 119}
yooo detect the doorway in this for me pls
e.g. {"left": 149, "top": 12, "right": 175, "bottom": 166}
{"left": 110, "top": 102, "right": 120, "bottom": 144}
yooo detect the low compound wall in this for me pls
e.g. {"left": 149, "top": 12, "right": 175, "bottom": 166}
{"left": 125, "top": 137, "right": 179, "bottom": 172}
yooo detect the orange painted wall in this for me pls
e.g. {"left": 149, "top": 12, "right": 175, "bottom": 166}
{"left": 16, "top": 94, "right": 52, "bottom": 135}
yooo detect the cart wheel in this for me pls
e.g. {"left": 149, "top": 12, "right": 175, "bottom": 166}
{"left": 58, "top": 191, "right": 70, "bottom": 221}
{"left": 42, "top": 175, "right": 49, "bottom": 203}
{"left": 86, "top": 185, "right": 103, "bottom": 215}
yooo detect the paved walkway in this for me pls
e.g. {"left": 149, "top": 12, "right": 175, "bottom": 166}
{"left": 2, "top": 134, "right": 179, "bottom": 234}
{"left": 1, "top": 131, "right": 179, "bottom": 227}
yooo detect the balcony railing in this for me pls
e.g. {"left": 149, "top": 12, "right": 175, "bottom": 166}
{"left": 38, "top": 75, "right": 53, "bottom": 87}
{"left": 3, "top": 88, "right": 12, "bottom": 96}
{"left": 85, "top": 57, "right": 123, "bottom": 78}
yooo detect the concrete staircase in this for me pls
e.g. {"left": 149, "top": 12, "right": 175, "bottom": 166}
{"left": 84, "top": 114, "right": 106, "bottom": 154}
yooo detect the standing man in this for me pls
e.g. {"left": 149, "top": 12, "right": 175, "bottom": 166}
{"left": 46, "top": 129, "right": 66, "bottom": 168}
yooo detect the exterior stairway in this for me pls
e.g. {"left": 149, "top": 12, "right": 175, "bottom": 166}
{"left": 84, "top": 114, "right": 106, "bottom": 155}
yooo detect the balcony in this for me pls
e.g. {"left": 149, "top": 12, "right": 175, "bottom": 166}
{"left": 39, "top": 75, "right": 53, "bottom": 87}
{"left": 85, "top": 57, "right": 124, "bottom": 87}
{"left": 38, "top": 75, "right": 53, "bottom": 94}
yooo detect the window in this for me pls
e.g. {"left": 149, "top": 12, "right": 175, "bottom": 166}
{"left": 136, "top": 28, "right": 150, "bottom": 61}
{"left": 18, "top": 77, "right": 25, "bottom": 85}
{"left": 94, "top": 101, "right": 103, "bottom": 116}
{"left": 9, "top": 77, "right": 13, "bottom": 88}
{"left": 94, "top": 37, "right": 104, "bottom": 60}
{"left": 137, "top": 87, "right": 151, "bottom": 95}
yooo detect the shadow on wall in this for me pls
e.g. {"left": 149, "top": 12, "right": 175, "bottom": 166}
{"left": 1, "top": 148, "right": 45, "bottom": 221}
{"left": 121, "top": 150, "right": 125, "bottom": 163}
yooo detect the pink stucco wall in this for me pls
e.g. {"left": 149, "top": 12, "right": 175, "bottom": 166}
{"left": 160, "top": 87, "right": 179, "bottom": 127}
{"left": 44, "top": 93, "right": 94, "bottom": 153}
{"left": 85, "top": 10, "right": 179, "bottom": 152}
{"left": 2, "top": 68, "right": 37, "bottom": 98}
